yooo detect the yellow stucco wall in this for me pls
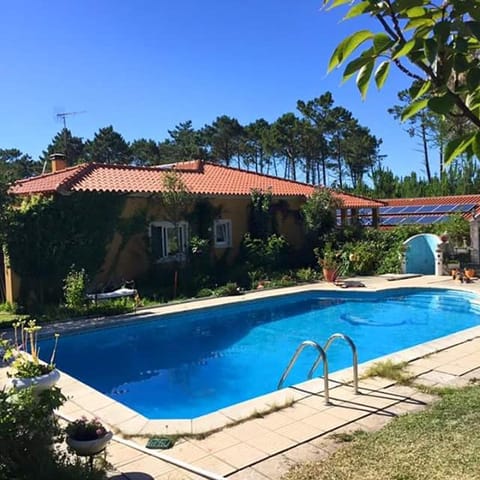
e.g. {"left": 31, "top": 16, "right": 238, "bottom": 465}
{"left": 4, "top": 262, "right": 21, "bottom": 305}
{"left": 95, "top": 194, "right": 306, "bottom": 285}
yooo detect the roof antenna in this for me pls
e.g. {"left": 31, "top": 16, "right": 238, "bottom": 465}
{"left": 55, "top": 110, "right": 86, "bottom": 157}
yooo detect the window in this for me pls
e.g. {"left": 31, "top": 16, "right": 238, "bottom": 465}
{"left": 214, "top": 219, "right": 232, "bottom": 248}
{"left": 150, "top": 221, "right": 188, "bottom": 262}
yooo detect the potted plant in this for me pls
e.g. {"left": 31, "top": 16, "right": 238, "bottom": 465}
{"left": 66, "top": 417, "right": 113, "bottom": 456}
{"left": 315, "top": 243, "right": 341, "bottom": 282}
{"left": 4, "top": 320, "right": 60, "bottom": 392}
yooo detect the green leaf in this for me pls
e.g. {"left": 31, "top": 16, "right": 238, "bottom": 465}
{"left": 467, "top": 69, "right": 480, "bottom": 92}
{"left": 465, "top": 90, "right": 480, "bottom": 110}
{"left": 392, "top": 39, "right": 416, "bottom": 60}
{"left": 328, "top": 30, "right": 375, "bottom": 72}
{"left": 472, "top": 132, "right": 480, "bottom": 159}
{"left": 356, "top": 61, "right": 374, "bottom": 99}
{"left": 343, "top": 52, "right": 374, "bottom": 82}
{"left": 373, "top": 33, "right": 393, "bottom": 53}
{"left": 409, "top": 80, "right": 431, "bottom": 100}
{"left": 344, "top": 1, "right": 372, "bottom": 19}
{"left": 401, "top": 98, "right": 428, "bottom": 121}
{"left": 374, "top": 61, "right": 390, "bottom": 89}
{"left": 325, "top": 0, "right": 354, "bottom": 10}
{"left": 428, "top": 93, "right": 456, "bottom": 114}
{"left": 466, "top": 21, "right": 480, "bottom": 41}
{"left": 444, "top": 133, "right": 476, "bottom": 165}
{"left": 405, "top": 6, "right": 426, "bottom": 17}
{"left": 423, "top": 38, "right": 437, "bottom": 65}
{"left": 393, "top": 0, "right": 425, "bottom": 13}
{"left": 405, "top": 18, "right": 435, "bottom": 31}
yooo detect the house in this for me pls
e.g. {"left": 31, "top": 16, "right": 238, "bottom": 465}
{"left": 5, "top": 157, "right": 384, "bottom": 303}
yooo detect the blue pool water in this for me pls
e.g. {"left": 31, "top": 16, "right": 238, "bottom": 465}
{"left": 40, "top": 288, "right": 480, "bottom": 419}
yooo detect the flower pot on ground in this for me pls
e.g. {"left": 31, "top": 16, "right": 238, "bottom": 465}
{"left": 322, "top": 267, "right": 339, "bottom": 282}
{"left": 315, "top": 243, "right": 342, "bottom": 283}
{"left": 66, "top": 417, "right": 113, "bottom": 456}
{"left": 464, "top": 268, "right": 476, "bottom": 279}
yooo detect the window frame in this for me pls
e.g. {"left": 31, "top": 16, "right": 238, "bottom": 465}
{"left": 149, "top": 221, "right": 189, "bottom": 262}
{"left": 213, "top": 219, "right": 232, "bottom": 248}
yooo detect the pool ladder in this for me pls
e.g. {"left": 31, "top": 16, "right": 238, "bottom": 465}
{"left": 277, "top": 333, "right": 359, "bottom": 405}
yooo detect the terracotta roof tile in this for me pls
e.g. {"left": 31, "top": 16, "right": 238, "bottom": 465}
{"left": 9, "top": 160, "right": 384, "bottom": 208}
{"left": 8, "top": 164, "right": 89, "bottom": 195}
{"left": 382, "top": 195, "right": 480, "bottom": 206}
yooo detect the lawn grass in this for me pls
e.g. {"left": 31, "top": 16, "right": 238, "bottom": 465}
{"left": 282, "top": 384, "right": 480, "bottom": 480}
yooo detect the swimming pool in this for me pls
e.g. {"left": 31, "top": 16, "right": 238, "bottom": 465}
{"left": 41, "top": 288, "right": 480, "bottom": 419}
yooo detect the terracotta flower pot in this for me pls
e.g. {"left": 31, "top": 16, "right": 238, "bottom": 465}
{"left": 323, "top": 267, "right": 338, "bottom": 282}
{"left": 67, "top": 431, "right": 113, "bottom": 456}
{"left": 464, "top": 268, "right": 476, "bottom": 279}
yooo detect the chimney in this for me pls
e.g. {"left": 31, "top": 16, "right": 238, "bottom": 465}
{"left": 50, "top": 153, "right": 67, "bottom": 173}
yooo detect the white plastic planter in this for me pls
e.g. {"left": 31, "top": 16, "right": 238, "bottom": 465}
{"left": 9, "top": 368, "right": 60, "bottom": 392}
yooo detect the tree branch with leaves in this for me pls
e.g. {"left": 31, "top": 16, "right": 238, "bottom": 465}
{"left": 324, "top": 0, "right": 480, "bottom": 164}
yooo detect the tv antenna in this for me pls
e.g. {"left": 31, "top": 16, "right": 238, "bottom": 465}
{"left": 54, "top": 110, "right": 86, "bottom": 161}
{"left": 56, "top": 110, "right": 86, "bottom": 130}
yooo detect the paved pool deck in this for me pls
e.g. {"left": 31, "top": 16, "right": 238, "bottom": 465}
{"left": 2, "top": 274, "right": 480, "bottom": 479}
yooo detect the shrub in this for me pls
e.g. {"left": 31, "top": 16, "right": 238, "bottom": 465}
{"left": 270, "top": 275, "right": 296, "bottom": 288}
{"left": 295, "top": 267, "right": 319, "bottom": 282}
{"left": 215, "top": 282, "right": 242, "bottom": 297}
{"left": 63, "top": 267, "right": 87, "bottom": 310}
{"left": 0, "top": 386, "right": 106, "bottom": 479}
{"left": 196, "top": 288, "right": 214, "bottom": 298}
{"left": 342, "top": 242, "right": 378, "bottom": 275}
{"left": 241, "top": 233, "right": 290, "bottom": 273}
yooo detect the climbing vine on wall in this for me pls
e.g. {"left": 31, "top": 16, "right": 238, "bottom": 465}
{"left": 5, "top": 192, "right": 125, "bottom": 304}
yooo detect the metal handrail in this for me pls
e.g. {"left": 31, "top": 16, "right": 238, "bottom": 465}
{"left": 277, "top": 340, "right": 330, "bottom": 405}
{"left": 323, "top": 333, "right": 359, "bottom": 394}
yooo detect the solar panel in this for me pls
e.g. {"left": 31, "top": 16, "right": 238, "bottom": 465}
{"left": 455, "top": 203, "right": 476, "bottom": 212}
{"left": 401, "top": 206, "right": 420, "bottom": 213}
{"left": 416, "top": 205, "right": 436, "bottom": 213}
{"left": 432, "top": 204, "right": 458, "bottom": 213}
{"left": 417, "top": 215, "right": 441, "bottom": 224}
{"left": 389, "top": 217, "right": 408, "bottom": 225}
{"left": 402, "top": 215, "right": 423, "bottom": 224}
{"left": 388, "top": 206, "right": 408, "bottom": 214}
{"left": 433, "top": 215, "right": 449, "bottom": 223}
{"left": 379, "top": 207, "right": 393, "bottom": 214}
{"left": 379, "top": 216, "right": 395, "bottom": 225}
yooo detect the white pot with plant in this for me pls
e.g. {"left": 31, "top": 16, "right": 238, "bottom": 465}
{"left": 4, "top": 320, "right": 61, "bottom": 392}
{"left": 66, "top": 417, "right": 113, "bottom": 456}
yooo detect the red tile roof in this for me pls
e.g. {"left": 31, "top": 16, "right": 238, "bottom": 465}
{"left": 383, "top": 195, "right": 480, "bottom": 206}
{"left": 9, "top": 160, "right": 384, "bottom": 208}
{"left": 9, "top": 164, "right": 90, "bottom": 195}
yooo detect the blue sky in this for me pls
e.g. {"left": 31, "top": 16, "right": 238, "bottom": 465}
{"left": 1, "top": 1, "right": 433, "bottom": 178}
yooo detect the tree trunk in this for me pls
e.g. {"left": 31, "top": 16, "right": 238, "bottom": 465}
{"left": 421, "top": 123, "right": 432, "bottom": 182}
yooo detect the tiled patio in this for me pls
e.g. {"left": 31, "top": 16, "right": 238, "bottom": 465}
{"left": 2, "top": 274, "right": 480, "bottom": 479}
